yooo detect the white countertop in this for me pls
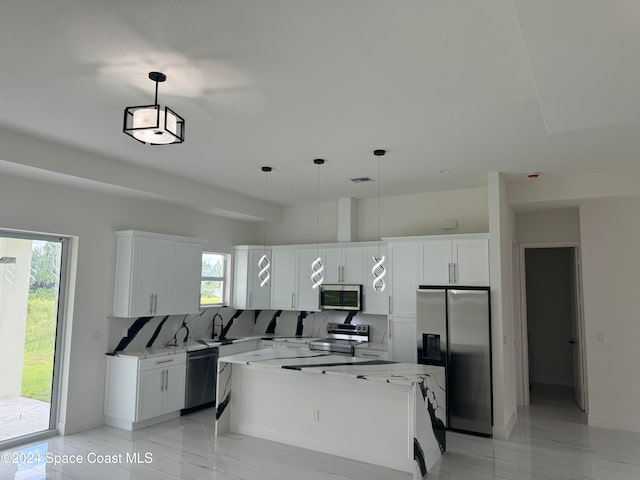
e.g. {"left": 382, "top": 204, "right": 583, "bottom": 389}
{"left": 219, "top": 347, "right": 443, "bottom": 387}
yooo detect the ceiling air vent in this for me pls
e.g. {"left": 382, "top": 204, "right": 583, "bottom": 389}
{"left": 350, "top": 176, "right": 374, "bottom": 184}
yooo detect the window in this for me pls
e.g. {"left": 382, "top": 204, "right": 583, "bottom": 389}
{"left": 201, "top": 252, "right": 227, "bottom": 306}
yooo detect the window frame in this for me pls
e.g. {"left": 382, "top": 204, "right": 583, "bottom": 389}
{"left": 200, "top": 251, "right": 229, "bottom": 307}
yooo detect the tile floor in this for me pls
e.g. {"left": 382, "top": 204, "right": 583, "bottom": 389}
{"left": 1, "top": 385, "right": 639, "bottom": 479}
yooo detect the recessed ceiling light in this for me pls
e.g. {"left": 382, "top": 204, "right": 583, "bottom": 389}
{"left": 290, "top": 187, "right": 299, "bottom": 191}
{"left": 440, "top": 169, "right": 450, "bottom": 174}
{"left": 350, "top": 177, "right": 374, "bottom": 183}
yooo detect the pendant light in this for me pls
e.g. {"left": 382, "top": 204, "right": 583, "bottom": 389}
{"left": 258, "top": 166, "right": 272, "bottom": 287}
{"left": 311, "top": 159, "right": 325, "bottom": 289}
{"left": 123, "top": 71, "right": 185, "bottom": 145}
{"left": 372, "top": 149, "right": 386, "bottom": 292}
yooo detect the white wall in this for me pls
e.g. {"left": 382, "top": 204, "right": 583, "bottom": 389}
{"left": 267, "top": 187, "right": 489, "bottom": 245}
{"left": 516, "top": 208, "right": 580, "bottom": 243}
{"left": 0, "top": 172, "right": 259, "bottom": 434}
{"left": 0, "top": 238, "right": 32, "bottom": 398}
{"left": 488, "top": 172, "right": 517, "bottom": 439}
{"left": 579, "top": 195, "right": 640, "bottom": 432}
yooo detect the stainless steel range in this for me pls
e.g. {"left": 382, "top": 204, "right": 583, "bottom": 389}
{"left": 309, "top": 322, "right": 369, "bottom": 355}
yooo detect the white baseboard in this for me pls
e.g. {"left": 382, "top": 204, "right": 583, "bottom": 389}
{"left": 57, "top": 415, "right": 105, "bottom": 435}
{"left": 235, "top": 423, "right": 414, "bottom": 474}
{"left": 492, "top": 409, "right": 517, "bottom": 440}
{"left": 588, "top": 414, "right": 640, "bottom": 433}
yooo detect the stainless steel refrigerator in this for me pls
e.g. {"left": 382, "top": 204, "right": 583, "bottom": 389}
{"left": 417, "top": 286, "right": 492, "bottom": 436}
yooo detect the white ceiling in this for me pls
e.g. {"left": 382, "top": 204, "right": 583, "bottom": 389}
{"left": 1, "top": 0, "right": 639, "bottom": 215}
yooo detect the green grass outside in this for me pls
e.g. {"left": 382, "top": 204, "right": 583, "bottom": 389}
{"left": 21, "top": 288, "right": 56, "bottom": 403}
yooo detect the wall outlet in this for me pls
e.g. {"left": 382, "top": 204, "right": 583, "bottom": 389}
{"left": 596, "top": 333, "right": 605, "bottom": 343}
{"left": 312, "top": 409, "right": 320, "bottom": 422}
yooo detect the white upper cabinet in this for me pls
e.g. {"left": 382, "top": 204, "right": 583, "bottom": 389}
{"left": 419, "top": 235, "right": 489, "bottom": 286}
{"left": 296, "top": 248, "right": 320, "bottom": 311}
{"left": 362, "top": 244, "right": 389, "bottom": 315}
{"left": 270, "top": 248, "right": 298, "bottom": 310}
{"left": 322, "top": 245, "right": 364, "bottom": 284}
{"left": 270, "top": 247, "right": 320, "bottom": 312}
{"left": 113, "top": 231, "right": 205, "bottom": 318}
{"left": 233, "top": 246, "right": 272, "bottom": 310}
{"left": 388, "top": 241, "right": 418, "bottom": 317}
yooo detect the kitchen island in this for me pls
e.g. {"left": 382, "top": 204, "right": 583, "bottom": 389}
{"left": 216, "top": 348, "right": 446, "bottom": 479}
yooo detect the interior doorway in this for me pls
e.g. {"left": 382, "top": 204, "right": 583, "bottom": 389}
{"left": 0, "top": 232, "right": 68, "bottom": 449}
{"left": 517, "top": 244, "right": 587, "bottom": 414}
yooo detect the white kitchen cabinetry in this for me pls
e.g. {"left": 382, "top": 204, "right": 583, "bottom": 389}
{"left": 270, "top": 248, "right": 298, "bottom": 310}
{"left": 362, "top": 244, "right": 389, "bottom": 315}
{"left": 271, "top": 247, "right": 321, "bottom": 311}
{"left": 104, "top": 352, "right": 186, "bottom": 430}
{"left": 389, "top": 318, "right": 417, "bottom": 363}
{"left": 296, "top": 248, "right": 320, "bottom": 311}
{"left": 233, "top": 246, "right": 271, "bottom": 309}
{"left": 113, "top": 231, "right": 205, "bottom": 317}
{"left": 322, "top": 245, "right": 364, "bottom": 284}
{"left": 388, "top": 241, "right": 418, "bottom": 317}
{"left": 419, "top": 235, "right": 489, "bottom": 286}
{"left": 353, "top": 345, "right": 388, "bottom": 360}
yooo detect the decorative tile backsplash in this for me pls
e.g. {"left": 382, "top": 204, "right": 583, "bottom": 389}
{"left": 108, "top": 308, "right": 388, "bottom": 353}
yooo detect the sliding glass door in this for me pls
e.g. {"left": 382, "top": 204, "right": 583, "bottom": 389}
{"left": 0, "top": 232, "right": 67, "bottom": 448}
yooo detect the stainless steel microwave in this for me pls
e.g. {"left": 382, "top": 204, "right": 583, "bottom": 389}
{"left": 319, "top": 284, "right": 362, "bottom": 311}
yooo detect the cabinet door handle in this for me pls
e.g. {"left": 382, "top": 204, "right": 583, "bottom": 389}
{"left": 291, "top": 293, "right": 295, "bottom": 309}
{"left": 153, "top": 293, "right": 158, "bottom": 314}
{"left": 453, "top": 263, "right": 457, "bottom": 284}
{"left": 248, "top": 292, "right": 252, "bottom": 307}
{"left": 165, "top": 369, "right": 169, "bottom": 391}
{"left": 389, "top": 319, "right": 392, "bottom": 339}
{"left": 149, "top": 294, "right": 154, "bottom": 314}
{"left": 340, "top": 266, "right": 343, "bottom": 283}
{"left": 388, "top": 295, "right": 392, "bottom": 315}
{"left": 160, "top": 370, "right": 164, "bottom": 391}
{"left": 448, "top": 263, "right": 453, "bottom": 284}
{"left": 155, "top": 359, "right": 174, "bottom": 365}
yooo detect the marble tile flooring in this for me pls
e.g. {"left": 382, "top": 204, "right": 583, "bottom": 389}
{"left": 1, "top": 385, "right": 639, "bottom": 479}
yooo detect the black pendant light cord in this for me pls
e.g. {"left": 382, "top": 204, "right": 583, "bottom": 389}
{"left": 313, "top": 159, "right": 325, "bottom": 256}
{"left": 374, "top": 149, "right": 386, "bottom": 256}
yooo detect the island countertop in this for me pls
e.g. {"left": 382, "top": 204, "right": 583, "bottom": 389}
{"left": 219, "top": 347, "right": 444, "bottom": 388}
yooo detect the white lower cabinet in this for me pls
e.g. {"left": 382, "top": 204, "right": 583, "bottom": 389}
{"left": 105, "top": 352, "right": 186, "bottom": 430}
{"left": 389, "top": 317, "right": 417, "bottom": 363}
{"left": 353, "top": 346, "right": 388, "bottom": 360}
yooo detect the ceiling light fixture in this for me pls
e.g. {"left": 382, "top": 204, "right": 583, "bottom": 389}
{"left": 258, "top": 166, "right": 272, "bottom": 288}
{"left": 123, "top": 71, "right": 185, "bottom": 145}
{"left": 372, "top": 149, "right": 386, "bottom": 292}
{"left": 311, "top": 159, "right": 325, "bottom": 289}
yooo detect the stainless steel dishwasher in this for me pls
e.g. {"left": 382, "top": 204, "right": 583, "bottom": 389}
{"left": 182, "top": 346, "right": 219, "bottom": 414}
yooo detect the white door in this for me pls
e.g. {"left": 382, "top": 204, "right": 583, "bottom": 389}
{"left": 420, "top": 240, "right": 452, "bottom": 285}
{"left": 153, "top": 239, "right": 176, "bottom": 315}
{"left": 137, "top": 369, "right": 164, "bottom": 421}
{"left": 129, "top": 236, "right": 158, "bottom": 316}
{"left": 271, "top": 249, "right": 297, "bottom": 310}
{"left": 341, "top": 246, "right": 364, "bottom": 284}
{"left": 173, "top": 242, "right": 202, "bottom": 314}
{"left": 389, "top": 243, "right": 417, "bottom": 316}
{"left": 322, "top": 247, "right": 342, "bottom": 283}
{"left": 390, "top": 318, "right": 417, "bottom": 363}
{"left": 248, "top": 249, "right": 272, "bottom": 309}
{"left": 454, "top": 238, "right": 489, "bottom": 285}
{"left": 163, "top": 365, "right": 186, "bottom": 413}
{"left": 297, "top": 248, "right": 320, "bottom": 311}
{"left": 569, "top": 248, "right": 586, "bottom": 411}
{"left": 363, "top": 245, "right": 389, "bottom": 315}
